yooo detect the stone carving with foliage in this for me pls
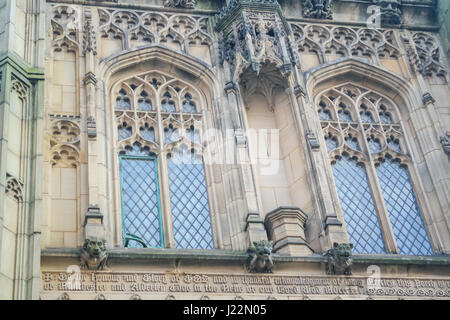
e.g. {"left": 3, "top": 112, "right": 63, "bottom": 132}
{"left": 80, "top": 238, "right": 108, "bottom": 270}
{"left": 247, "top": 240, "right": 274, "bottom": 273}
{"left": 372, "top": 0, "right": 402, "bottom": 26}
{"left": 324, "top": 242, "right": 353, "bottom": 275}
{"left": 302, "top": 0, "right": 333, "bottom": 20}
{"left": 164, "top": 0, "right": 195, "bottom": 9}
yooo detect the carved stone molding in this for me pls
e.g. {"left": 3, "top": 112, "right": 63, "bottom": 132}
{"left": 440, "top": 132, "right": 450, "bottom": 156}
{"left": 301, "top": 0, "right": 333, "bottom": 20}
{"left": 51, "top": 5, "right": 80, "bottom": 52}
{"left": 5, "top": 174, "right": 24, "bottom": 202}
{"left": 306, "top": 130, "right": 320, "bottom": 150}
{"left": 217, "top": 2, "right": 296, "bottom": 80}
{"left": 164, "top": 0, "right": 196, "bottom": 9}
{"left": 412, "top": 33, "right": 447, "bottom": 77}
{"left": 82, "top": 18, "right": 97, "bottom": 56}
{"left": 58, "top": 292, "right": 70, "bottom": 300}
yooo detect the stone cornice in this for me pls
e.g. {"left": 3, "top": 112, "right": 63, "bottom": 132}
{"left": 41, "top": 248, "right": 450, "bottom": 266}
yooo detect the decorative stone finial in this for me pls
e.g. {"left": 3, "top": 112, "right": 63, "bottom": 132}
{"left": 324, "top": 242, "right": 353, "bottom": 275}
{"left": 246, "top": 240, "right": 274, "bottom": 273}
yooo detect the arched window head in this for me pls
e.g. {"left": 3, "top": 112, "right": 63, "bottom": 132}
{"left": 316, "top": 83, "right": 433, "bottom": 255}
{"left": 113, "top": 71, "right": 213, "bottom": 250}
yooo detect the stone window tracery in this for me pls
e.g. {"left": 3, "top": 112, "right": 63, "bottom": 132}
{"left": 113, "top": 71, "right": 213, "bottom": 249}
{"left": 316, "top": 83, "right": 433, "bottom": 255}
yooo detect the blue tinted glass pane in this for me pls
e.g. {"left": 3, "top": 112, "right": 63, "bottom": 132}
{"left": 379, "top": 112, "right": 393, "bottom": 123}
{"left": 360, "top": 112, "right": 374, "bottom": 123}
{"left": 368, "top": 139, "right": 382, "bottom": 153}
{"left": 120, "top": 157, "right": 162, "bottom": 248}
{"left": 387, "top": 139, "right": 402, "bottom": 153}
{"left": 140, "top": 126, "right": 155, "bottom": 142}
{"left": 325, "top": 136, "right": 338, "bottom": 151}
{"left": 165, "top": 126, "right": 179, "bottom": 144}
{"left": 332, "top": 156, "right": 386, "bottom": 254}
{"left": 138, "top": 99, "right": 152, "bottom": 111}
{"left": 345, "top": 137, "right": 360, "bottom": 151}
{"left": 116, "top": 90, "right": 131, "bottom": 110}
{"left": 339, "top": 111, "right": 352, "bottom": 122}
{"left": 118, "top": 126, "right": 132, "bottom": 141}
{"left": 167, "top": 156, "right": 213, "bottom": 249}
{"left": 376, "top": 159, "right": 433, "bottom": 255}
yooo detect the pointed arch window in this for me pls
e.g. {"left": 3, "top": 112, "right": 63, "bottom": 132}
{"left": 114, "top": 72, "right": 214, "bottom": 249}
{"left": 316, "top": 83, "right": 434, "bottom": 255}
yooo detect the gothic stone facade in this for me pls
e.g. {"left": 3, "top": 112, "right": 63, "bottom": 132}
{"left": 0, "top": 0, "right": 450, "bottom": 300}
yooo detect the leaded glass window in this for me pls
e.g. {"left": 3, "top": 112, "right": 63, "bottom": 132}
{"left": 167, "top": 149, "right": 213, "bottom": 249}
{"left": 332, "top": 155, "right": 386, "bottom": 254}
{"left": 316, "top": 83, "right": 433, "bottom": 255}
{"left": 114, "top": 71, "right": 214, "bottom": 250}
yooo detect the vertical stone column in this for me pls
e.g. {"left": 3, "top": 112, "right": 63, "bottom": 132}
{"left": 223, "top": 81, "right": 268, "bottom": 246}
{"left": 286, "top": 66, "right": 349, "bottom": 251}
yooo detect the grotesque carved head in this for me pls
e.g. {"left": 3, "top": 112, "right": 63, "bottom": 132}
{"left": 333, "top": 242, "right": 353, "bottom": 261}
{"left": 83, "top": 239, "right": 106, "bottom": 258}
{"left": 251, "top": 240, "right": 273, "bottom": 259}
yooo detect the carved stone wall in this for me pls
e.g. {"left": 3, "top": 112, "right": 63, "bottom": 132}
{"left": 0, "top": 0, "right": 448, "bottom": 300}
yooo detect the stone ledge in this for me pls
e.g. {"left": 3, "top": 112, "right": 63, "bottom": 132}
{"left": 41, "top": 248, "right": 450, "bottom": 266}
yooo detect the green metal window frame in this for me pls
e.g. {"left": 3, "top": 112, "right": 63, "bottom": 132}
{"left": 119, "top": 154, "right": 164, "bottom": 248}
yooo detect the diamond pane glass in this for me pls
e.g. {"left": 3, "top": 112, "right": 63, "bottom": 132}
{"left": 120, "top": 156, "right": 162, "bottom": 248}
{"left": 183, "top": 95, "right": 197, "bottom": 113}
{"left": 332, "top": 155, "right": 386, "bottom": 254}
{"left": 387, "top": 139, "right": 402, "bottom": 153}
{"left": 140, "top": 126, "right": 155, "bottom": 142}
{"left": 338, "top": 111, "right": 352, "bottom": 122}
{"left": 345, "top": 137, "right": 360, "bottom": 151}
{"left": 379, "top": 112, "right": 393, "bottom": 124}
{"left": 318, "top": 104, "right": 332, "bottom": 120}
{"left": 118, "top": 126, "right": 132, "bottom": 141}
{"left": 164, "top": 125, "right": 179, "bottom": 144}
{"left": 116, "top": 90, "right": 131, "bottom": 110}
{"left": 325, "top": 136, "right": 338, "bottom": 151}
{"left": 368, "top": 138, "right": 382, "bottom": 153}
{"left": 167, "top": 156, "right": 213, "bottom": 249}
{"left": 360, "top": 112, "right": 374, "bottom": 123}
{"left": 376, "top": 159, "right": 433, "bottom": 255}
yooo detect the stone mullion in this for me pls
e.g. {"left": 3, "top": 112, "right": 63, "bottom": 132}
{"left": 355, "top": 97, "right": 398, "bottom": 254}
{"left": 28, "top": 76, "right": 44, "bottom": 300}
{"left": 156, "top": 92, "right": 175, "bottom": 248}
{"left": 228, "top": 82, "right": 268, "bottom": 246}
{"left": 293, "top": 81, "right": 349, "bottom": 249}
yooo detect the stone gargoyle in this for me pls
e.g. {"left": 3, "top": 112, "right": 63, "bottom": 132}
{"left": 324, "top": 242, "right": 353, "bottom": 275}
{"left": 246, "top": 240, "right": 274, "bottom": 273}
{"left": 80, "top": 238, "right": 108, "bottom": 270}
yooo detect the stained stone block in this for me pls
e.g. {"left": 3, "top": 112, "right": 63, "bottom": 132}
{"left": 264, "top": 206, "right": 313, "bottom": 256}
{"left": 84, "top": 206, "right": 105, "bottom": 240}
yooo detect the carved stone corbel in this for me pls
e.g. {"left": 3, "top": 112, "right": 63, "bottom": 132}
{"left": 246, "top": 240, "right": 275, "bottom": 273}
{"left": 324, "top": 242, "right": 353, "bottom": 275}
{"left": 80, "top": 206, "right": 109, "bottom": 270}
